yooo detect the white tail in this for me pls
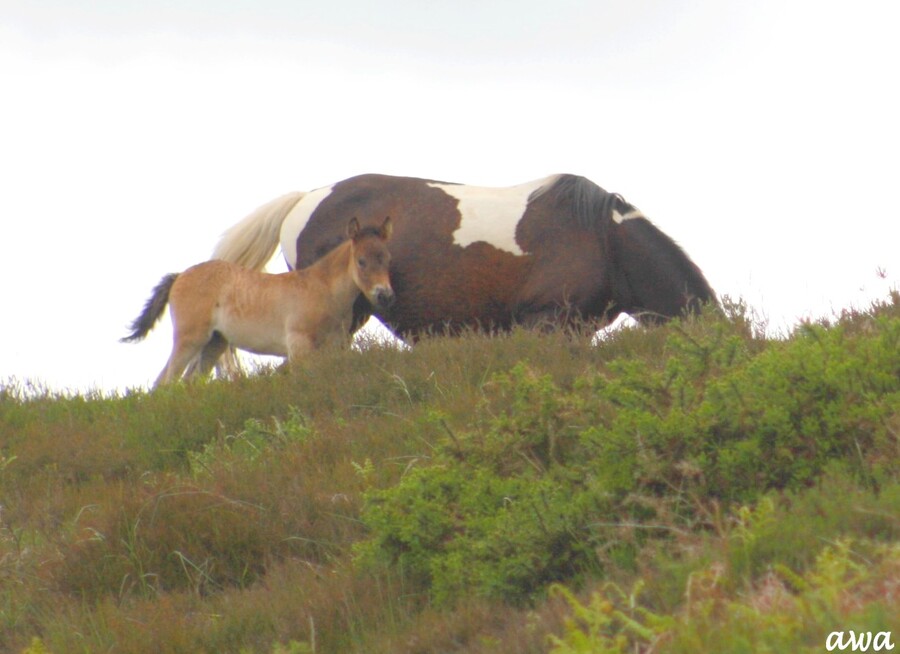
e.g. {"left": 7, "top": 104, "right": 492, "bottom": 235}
{"left": 212, "top": 191, "right": 306, "bottom": 270}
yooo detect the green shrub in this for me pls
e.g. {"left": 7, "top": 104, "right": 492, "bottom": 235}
{"left": 358, "top": 364, "right": 608, "bottom": 606}
{"left": 359, "top": 302, "right": 900, "bottom": 605}
{"left": 189, "top": 407, "right": 314, "bottom": 477}
{"left": 549, "top": 536, "right": 900, "bottom": 654}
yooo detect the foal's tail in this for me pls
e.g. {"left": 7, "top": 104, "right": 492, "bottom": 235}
{"left": 211, "top": 191, "right": 306, "bottom": 269}
{"left": 121, "top": 273, "right": 179, "bottom": 343}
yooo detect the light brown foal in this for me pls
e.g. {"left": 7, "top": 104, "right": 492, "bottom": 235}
{"left": 123, "top": 217, "right": 393, "bottom": 387}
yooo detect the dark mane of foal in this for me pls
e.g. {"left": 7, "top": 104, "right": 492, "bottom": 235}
{"left": 352, "top": 224, "right": 389, "bottom": 240}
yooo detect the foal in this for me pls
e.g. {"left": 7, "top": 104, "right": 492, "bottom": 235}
{"left": 123, "top": 217, "right": 394, "bottom": 387}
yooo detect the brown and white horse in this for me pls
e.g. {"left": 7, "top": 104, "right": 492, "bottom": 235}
{"left": 211, "top": 173, "right": 715, "bottom": 336}
{"left": 123, "top": 217, "right": 393, "bottom": 386}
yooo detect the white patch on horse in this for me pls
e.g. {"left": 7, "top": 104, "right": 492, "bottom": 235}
{"left": 612, "top": 207, "right": 646, "bottom": 224}
{"left": 429, "top": 176, "right": 553, "bottom": 256}
{"left": 279, "top": 185, "right": 334, "bottom": 269}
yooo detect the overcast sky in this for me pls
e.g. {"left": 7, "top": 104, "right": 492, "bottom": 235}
{"left": 1, "top": 1, "right": 897, "bottom": 393}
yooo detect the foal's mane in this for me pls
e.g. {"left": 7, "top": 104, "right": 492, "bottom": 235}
{"left": 352, "top": 225, "right": 389, "bottom": 240}
{"left": 309, "top": 223, "right": 387, "bottom": 265}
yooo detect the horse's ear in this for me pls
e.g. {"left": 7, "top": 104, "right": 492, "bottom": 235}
{"left": 380, "top": 216, "right": 393, "bottom": 239}
{"left": 347, "top": 217, "right": 361, "bottom": 240}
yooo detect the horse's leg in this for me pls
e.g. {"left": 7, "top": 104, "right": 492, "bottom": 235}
{"left": 196, "top": 332, "right": 230, "bottom": 379}
{"left": 182, "top": 341, "right": 242, "bottom": 380}
{"left": 286, "top": 331, "right": 314, "bottom": 366}
{"left": 154, "top": 359, "right": 173, "bottom": 388}
{"left": 516, "top": 307, "right": 560, "bottom": 332}
{"left": 154, "top": 313, "right": 213, "bottom": 387}
{"left": 154, "top": 339, "right": 206, "bottom": 387}
{"left": 214, "top": 346, "right": 244, "bottom": 379}
{"left": 515, "top": 303, "right": 580, "bottom": 333}
{"left": 156, "top": 268, "right": 224, "bottom": 387}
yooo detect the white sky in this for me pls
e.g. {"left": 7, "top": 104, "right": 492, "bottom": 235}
{"left": 1, "top": 0, "right": 897, "bottom": 393}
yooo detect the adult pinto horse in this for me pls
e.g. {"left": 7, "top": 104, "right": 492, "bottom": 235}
{"left": 211, "top": 173, "right": 715, "bottom": 336}
{"left": 123, "top": 217, "right": 394, "bottom": 386}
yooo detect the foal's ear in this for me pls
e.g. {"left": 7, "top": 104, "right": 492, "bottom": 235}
{"left": 346, "top": 217, "right": 361, "bottom": 239}
{"left": 380, "top": 216, "right": 393, "bottom": 239}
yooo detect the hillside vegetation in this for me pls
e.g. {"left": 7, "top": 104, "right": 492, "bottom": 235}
{"left": 1, "top": 294, "right": 898, "bottom": 653}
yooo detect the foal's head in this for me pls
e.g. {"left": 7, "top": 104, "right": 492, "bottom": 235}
{"left": 347, "top": 216, "right": 395, "bottom": 309}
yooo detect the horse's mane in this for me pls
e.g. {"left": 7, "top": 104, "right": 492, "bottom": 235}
{"left": 528, "top": 174, "right": 618, "bottom": 230}
{"left": 530, "top": 174, "right": 716, "bottom": 309}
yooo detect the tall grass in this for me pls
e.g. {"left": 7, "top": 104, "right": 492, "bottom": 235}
{"left": 1, "top": 293, "right": 897, "bottom": 653}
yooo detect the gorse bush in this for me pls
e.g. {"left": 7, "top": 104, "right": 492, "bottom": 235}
{"left": 358, "top": 298, "right": 900, "bottom": 605}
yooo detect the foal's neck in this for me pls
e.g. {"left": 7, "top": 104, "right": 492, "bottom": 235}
{"left": 298, "top": 240, "right": 359, "bottom": 303}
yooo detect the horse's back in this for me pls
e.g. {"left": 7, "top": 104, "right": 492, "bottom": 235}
{"left": 281, "top": 174, "right": 574, "bottom": 332}
{"left": 170, "top": 260, "right": 291, "bottom": 319}
{"left": 170, "top": 260, "right": 235, "bottom": 304}
{"left": 278, "top": 173, "right": 713, "bottom": 334}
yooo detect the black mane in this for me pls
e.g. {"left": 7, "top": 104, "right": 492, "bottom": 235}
{"left": 529, "top": 174, "right": 619, "bottom": 230}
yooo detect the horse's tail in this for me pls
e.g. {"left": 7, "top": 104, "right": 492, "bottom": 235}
{"left": 121, "top": 273, "right": 179, "bottom": 343}
{"left": 211, "top": 191, "right": 306, "bottom": 269}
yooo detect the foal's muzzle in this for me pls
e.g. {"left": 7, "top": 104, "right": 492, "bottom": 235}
{"left": 372, "top": 286, "right": 395, "bottom": 309}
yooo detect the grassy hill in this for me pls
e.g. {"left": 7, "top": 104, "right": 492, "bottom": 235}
{"left": 1, "top": 294, "right": 898, "bottom": 653}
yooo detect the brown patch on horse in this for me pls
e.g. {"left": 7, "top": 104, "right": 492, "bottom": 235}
{"left": 295, "top": 175, "right": 531, "bottom": 333}
{"left": 512, "top": 176, "right": 617, "bottom": 326}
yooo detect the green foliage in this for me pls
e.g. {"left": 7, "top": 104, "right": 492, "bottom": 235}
{"left": 586, "top": 310, "right": 899, "bottom": 502}
{"left": 551, "top": 535, "right": 900, "bottom": 654}
{"left": 248, "top": 640, "right": 312, "bottom": 654}
{"left": 0, "top": 293, "right": 897, "bottom": 652}
{"left": 359, "top": 364, "right": 604, "bottom": 606}
{"left": 189, "top": 406, "right": 314, "bottom": 477}
{"left": 548, "top": 581, "right": 674, "bottom": 653}
{"left": 358, "top": 296, "right": 900, "bottom": 606}
{"left": 672, "top": 538, "right": 899, "bottom": 653}
{"left": 20, "top": 637, "right": 52, "bottom": 654}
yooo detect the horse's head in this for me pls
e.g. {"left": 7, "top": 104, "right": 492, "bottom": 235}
{"left": 347, "top": 216, "right": 395, "bottom": 310}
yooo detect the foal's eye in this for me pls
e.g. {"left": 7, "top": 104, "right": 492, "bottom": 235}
{"left": 358, "top": 258, "right": 367, "bottom": 268}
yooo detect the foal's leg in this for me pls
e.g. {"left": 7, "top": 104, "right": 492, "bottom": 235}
{"left": 154, "top": 317, "right": 215, "bottom": 387}
{"left": 196, "top": 332, "right": 230, "bottom": 379}
{"left": 286, "top": 331, "right": 314, "bottom": 366}
{"left": 215, "top": 346, "right": 244, "bottom": 379}
{"left": 155, "top": 338, "right": 207, "bottom": 387}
